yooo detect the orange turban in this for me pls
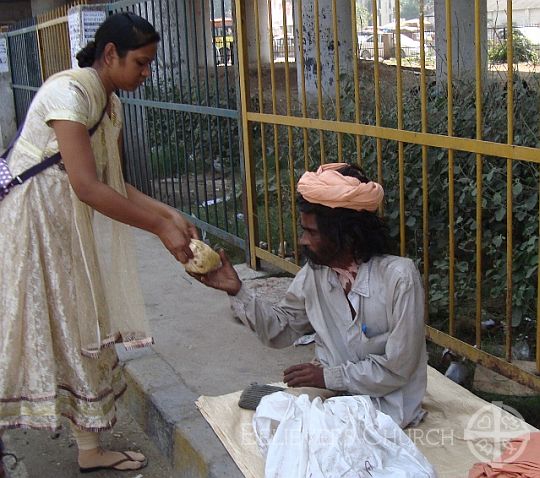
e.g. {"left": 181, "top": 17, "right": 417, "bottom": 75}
{"left": 297, "top": 163, "right": 384, "bottom": 212}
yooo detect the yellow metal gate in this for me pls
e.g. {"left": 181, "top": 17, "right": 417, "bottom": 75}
{"left": 235, "top": 0, "right": 540, "bottom": 392}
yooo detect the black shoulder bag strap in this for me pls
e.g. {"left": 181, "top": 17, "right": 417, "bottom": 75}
{"left": 2, "top": 104, "right": 108, "bottom": 188}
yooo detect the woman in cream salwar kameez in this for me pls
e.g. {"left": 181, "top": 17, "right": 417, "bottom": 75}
{"left": 0, "top": 13, "right": 197, "bottom": 474}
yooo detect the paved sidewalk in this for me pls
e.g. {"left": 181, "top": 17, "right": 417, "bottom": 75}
{"left": 118, "top": 229, "right": 314, "bottom": 477}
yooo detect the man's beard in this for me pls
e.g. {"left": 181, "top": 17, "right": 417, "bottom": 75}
{"left": 301, "top": 244, "right": 340, "bottom": 268}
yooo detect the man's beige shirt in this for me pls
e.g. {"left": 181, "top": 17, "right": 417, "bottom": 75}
{"left": 232, "top": 254, "right": 428, "bottom": 428}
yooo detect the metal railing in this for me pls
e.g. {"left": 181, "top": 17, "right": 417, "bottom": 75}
{"left": 273, "top": 35, "right": 294, "bottom": 60}
{"left": 108, "top": 0, "right": 244, "bottom": 247}
{"left": 36, "top": 5, "right": 74, "bottom": 79}
{"left": 6, "top": 17, "right": 41, "bottom": 124}
{"left": 6, "top": 1, "right": 88, "bottom": 123}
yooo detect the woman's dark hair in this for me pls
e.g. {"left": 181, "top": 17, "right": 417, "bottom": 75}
{"left": 76, "top": 12, "right": 160, "bottom": 68}
{"left": 298, "top": 163, "right": 396, "bottom": 262}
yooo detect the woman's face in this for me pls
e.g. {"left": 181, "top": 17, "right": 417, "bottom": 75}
{"left": 112, "top": 42, "right": 158, "bottom": 91}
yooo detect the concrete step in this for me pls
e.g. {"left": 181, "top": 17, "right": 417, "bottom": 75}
{"left": 119, "top": 347, "right": 242, "bottom": 477}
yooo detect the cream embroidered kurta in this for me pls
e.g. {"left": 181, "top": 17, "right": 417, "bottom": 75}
{"left": 0, "top": 68, "right": 150, "bottom": 431}
{"left": 232, "top": 255, "right": 428, "bottom": 428}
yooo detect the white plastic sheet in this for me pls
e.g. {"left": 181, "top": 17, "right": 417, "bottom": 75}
{"left": 253, "top": 392, "right": 437, "bottom": 478}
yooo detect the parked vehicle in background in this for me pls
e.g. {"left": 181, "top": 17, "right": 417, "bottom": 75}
{"left": 358, "top": 33, "right": 384, "bottom": 60}
{"left": 358, "top": 32, "right": 421, "bottom": 60}
{"left": 213, "top": 18, "right": 234, "bottom": 64}
{"left": 399, "top": 34, "right": 422, "bottom": 57}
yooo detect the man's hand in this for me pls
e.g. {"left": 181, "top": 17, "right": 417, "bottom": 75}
{"left": 283, "top": 363, "right": 326, "bottom": 388}
{"left": 189, "top": 249, "right": 242, "bottom": 296}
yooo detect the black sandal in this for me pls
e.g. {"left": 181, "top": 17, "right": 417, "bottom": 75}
{"left": 79, "top": 451, "right": 148, "bottom": 473}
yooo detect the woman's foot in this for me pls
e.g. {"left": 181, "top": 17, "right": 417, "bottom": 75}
{"left": 78, "top": 448, "right": 147, "bottom": 472}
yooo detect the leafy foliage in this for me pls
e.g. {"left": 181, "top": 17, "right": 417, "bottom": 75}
{"left": 386, "top": 77, "right": 539, "bottom": 344}
{"left": 356, "top": 4, "right": 371, "bottom": 32}
{"left": 489, "top": 29, "right": 538, "bottom": 64}
{"left": 400, "top": 0, "right": 434, "bottom": 20}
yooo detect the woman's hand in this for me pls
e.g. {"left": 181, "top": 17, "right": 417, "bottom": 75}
{"left": 122, "top": 184, "right": 199, "bottom": 262}
{"left": 168, "top": 210, "right": 199, "bottom": 242}
{"left": 189, "top": 249, "right": 242, "bottom": 296}
{"left": 155, "top": 216, "right": 196, "bottom": 263}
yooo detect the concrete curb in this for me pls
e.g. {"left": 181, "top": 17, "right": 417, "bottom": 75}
{"left": 118, "top": 347, "right": 240, "bottom": 477}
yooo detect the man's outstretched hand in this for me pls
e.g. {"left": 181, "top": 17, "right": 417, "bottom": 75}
{"left": 188, "top": 249, "right": 242, "bottom": 296}
{"left": 283, "top": 363, "right": 326, "bottom": 388}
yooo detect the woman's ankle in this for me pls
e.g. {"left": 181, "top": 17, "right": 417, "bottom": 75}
{"left": 77, "top": 447, "right": 102, "bottom": 464}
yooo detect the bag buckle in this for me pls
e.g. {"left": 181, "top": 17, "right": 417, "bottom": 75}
{"left": 14, "top": 175, "right": 23, "bottom": 185}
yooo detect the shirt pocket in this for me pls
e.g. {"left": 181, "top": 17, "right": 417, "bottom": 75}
{"left": 357, "top": 330, "right": 389, "bottom": 359}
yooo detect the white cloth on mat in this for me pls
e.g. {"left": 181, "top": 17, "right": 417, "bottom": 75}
{"left": 253, "top": 392, "right": 437, "bottom": 478}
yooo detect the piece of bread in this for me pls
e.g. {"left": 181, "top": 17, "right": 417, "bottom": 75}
{"left": 184, "top": 239, "right": 221, "bottom": 274}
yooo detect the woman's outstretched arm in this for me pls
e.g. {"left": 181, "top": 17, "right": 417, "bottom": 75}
{"left": 53, "top": 119, "right": 196, "bottom": 263}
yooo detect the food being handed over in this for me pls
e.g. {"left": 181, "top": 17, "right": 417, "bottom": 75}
{"left": 184, "top": 239, "right": 221, "bottom": 274}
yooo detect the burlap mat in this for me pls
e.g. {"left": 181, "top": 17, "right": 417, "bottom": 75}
{"left": 196, "top": 366, "right": 537, "bottom": 478}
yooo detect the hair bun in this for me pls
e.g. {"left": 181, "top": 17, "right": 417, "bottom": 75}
{"left": 76, "top": 41, "right": 97, "bottom": 68}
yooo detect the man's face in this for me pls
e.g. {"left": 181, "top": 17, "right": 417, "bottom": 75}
{"left": 299, "top": 212, "right": 340, "bottom": 267}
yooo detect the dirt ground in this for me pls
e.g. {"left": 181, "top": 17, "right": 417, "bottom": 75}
{"left": 247, "top": 61, "right": 426, "bottom": 115}
{"left": 212, "top": 60, "right": 540, "bottom": 116}
{"left": 1, "top": 401, "right": 174, "bottom": 478}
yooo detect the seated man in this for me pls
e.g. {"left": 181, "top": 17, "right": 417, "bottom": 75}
{"left": 195, "top": 162, "right": 427, "bottom": 428}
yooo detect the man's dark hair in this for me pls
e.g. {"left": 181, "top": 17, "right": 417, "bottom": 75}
{"left": 298, "top": 163, "right": 396, "bottom": 263}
